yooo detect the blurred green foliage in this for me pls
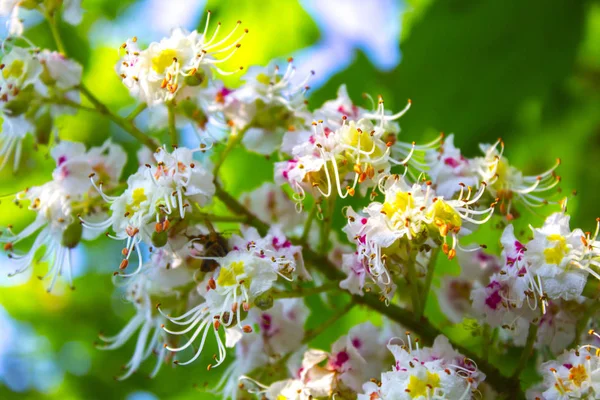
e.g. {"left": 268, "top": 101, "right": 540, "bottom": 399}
{"left": 1, "top": 0, "right": 600, "bottom": 398}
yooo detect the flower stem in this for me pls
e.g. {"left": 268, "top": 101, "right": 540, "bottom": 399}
{"left": 512, "top": 323, "right": 538, "bottom": 379}
{"left": 272, "top": 281, "right": 339, "bottom": 300}
{"left": 301, "top": 201, "right": 318, "bottom": 243}
{"left": 405, "top": 257, "right": 422, "bottom": 318}
{"left": 78, "top": 85, "right": 159, "bottom": 150}
{"left": 126, "top": 103, "right": 147, "bottom": 122}
{"left": 167, "top": 102, "right": 177, "bottom": 147}
{"left": 45, "top": 12, "right": 67, "bottom": 54}
{"left": 302, "top": 300, "right": 355, "bottom": 345}
{"left": 419, "top": 247, "right": 440, "bottom": 319}
{"left": 319, "top": 192, "right": 336, "bottom": 253}
{"left": 213, "top": 127, "right": 247, "bottom": 176}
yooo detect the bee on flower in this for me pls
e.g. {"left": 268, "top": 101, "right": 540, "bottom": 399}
{"left": 117, "top": 12, "right": 247, "bottom": 106}
{"left": 0, "top": 140, "right": 126, "bottom": 292}
{"left": 159, "top": 226, "right": 306, "bottom": 369}
{"left": 81, "top": 146, "right": 215, "bottom": 277}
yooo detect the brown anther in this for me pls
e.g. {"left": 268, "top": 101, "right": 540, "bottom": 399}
{"left": 155, "top": 222, "right": 164, "bottom": 233}
{"left": 3, "top": 242, "right": 13, "bottom": 251}
{"left": 242, "top": 325, "right": 253, "bottom": 333}
{"left": 162, "top": 219, "right": 170, "bottom": 231}
{"left": 208, "top": 277, "right": 216, "bottom": 290}
{"left": 121, "top": 248, "right": 128, "bottom": 256}
{"left": 119, "top": 259, "right": 129, "bottom": 270}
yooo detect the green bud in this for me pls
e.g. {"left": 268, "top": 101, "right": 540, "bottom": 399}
{"left": 35, "top": 112, "right": 53, "bottom": 146}
{"left": 61, "top": 220, "right": 83, "bottom": 249}
{"left": 254, "top": 292, "right": 274, "bottom": 311}
{"left": 151, "top": 230, "right": 168, "bottom": 248}
{"left": 183, "top": 70, "right": 207, "bottom": 87}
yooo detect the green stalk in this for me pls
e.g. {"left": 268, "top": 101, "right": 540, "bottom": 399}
{"left": 271, "top": 281, "right": 339, "bottom": 300}
{"left": 167, "top": 102, "right": 178, "bottom": 147}
{"left": 126, "top": 103, "right": 148, "bottom": 122}
{"left": 46, "top": 12, "right": 67, "bottom": 54}
{"left": 512, "top": 323, "right": 539, "bottom": 378}
{"left": 301, "top": 202, "right": 318, "bottom": 243}
{"left": 213, "top": 126, "right": 247, "bottom": 176}
{"left": 419, "top": 247, "right": 440, "bottom": 319}
{"left": 405, "top": 257, "right": 422, "bottom": 317}
{"left": 319, "top": 192, "right": 336, "bottom": 254}
{"left": 78, "top": 85, "right": 159, "bottom": 150}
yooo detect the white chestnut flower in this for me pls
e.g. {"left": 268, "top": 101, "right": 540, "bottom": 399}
{"left": 342, "top": 174, "right": 494, "bottom": 294}
{"left": 1, "top": 140, "right": 126, "bottom": 291}
{"left": 359, "top": 334, "right": 484, "bottom": 400}
{"left": 117, "top": 13, "right": 246, "bottom": 106}
{"left": 97, "top": 249, "right": 193, "bottom": 380}
{"left": 159, "top": 227, "right": 304, "bottom": 369}
{"left": 82, "top": 146, "right": 215, "bottom": 277}
{"left": 473, "top": 139, "right": 561, "bottom": 219}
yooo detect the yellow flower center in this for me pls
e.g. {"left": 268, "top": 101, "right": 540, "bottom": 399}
{"left": 152, "top": 49, "right": 179, "bottom": 73}
{"left": 343, "top": 126, "right": 383, "bottom": 160}
{"left": 382, "top": 192, "right": 414, "bottom": 217}
{"left": 569, "top": 364, "right": 588, "bottom": 387}
{"left": 126, "top": 188, "right": 147, "bottom": 214}
{"left": 429, "top": 200, "right": 462, "bottom": 236}
{"left": 3, "top": 59, "right": 24, "bottom": 79}
{"left": 217, "top": 261, "right": 246, "bottom": 287}
{"left": 543, "top": 234, "right": 568, "bottom": 265}
{"left": 407, "top": 371, "right": 441, "bottom": 398}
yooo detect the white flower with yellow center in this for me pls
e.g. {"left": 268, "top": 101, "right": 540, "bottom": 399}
{"left": 82, "top": 146, "right": 214, "bottom": 276}
{"left": 118, "top": 12, "right": 246, "bottom": 106}
{"left": 359, "top": 335, "right": 483, "bottom": 400}
{"left": 230, "top": 60, "right": 312, "bottom": 155}
{"left": 531, "top": 333, "right": 600, "bottom": 399}
{"left": 526, "top": 212, "right": 598, "bottom": 302}
{"left": 473, "top": 139, "right": 561, "bottom": 219}
{"left": 343, "top": 175, "right": 494, "bottom": 293}
{"left": 160, "top": 228, "right": 300, "bottom": 369}
{"left": 1, "top": 140, "right": 125, "bottom": 291}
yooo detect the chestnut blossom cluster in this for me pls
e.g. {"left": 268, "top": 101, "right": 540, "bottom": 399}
{"left": 2, "top": 6, "right": 600, "bottom": 400}
{"left": 0, "top": 44, "right": 83, "bottom": 170}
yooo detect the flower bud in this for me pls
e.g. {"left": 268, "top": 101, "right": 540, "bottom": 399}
{"left": 254, "top": 292, "right": 273, "bottom": 310}
{"left": 61, "top": 220, "right": 82, "bottom": 249}
{"left": 151, "top": 230, "right": 168, "bottom": 248}
{"left": 184, "top": 69, "right": 207, "bottom": 87}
